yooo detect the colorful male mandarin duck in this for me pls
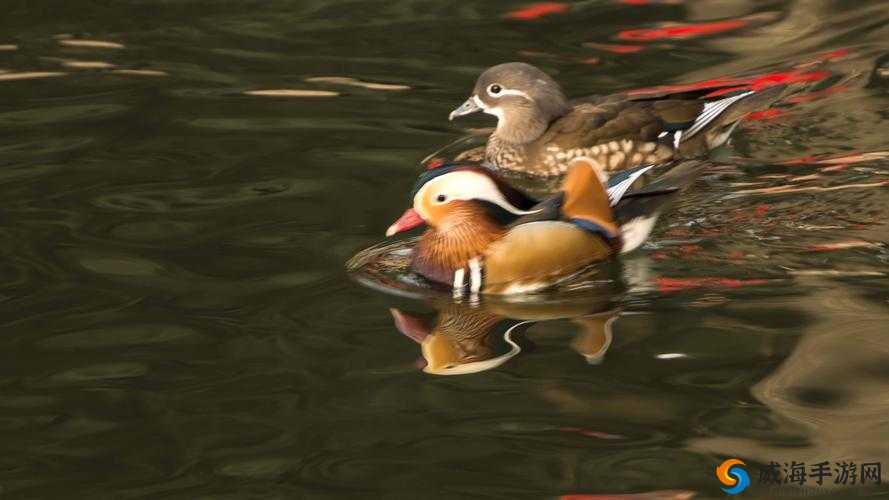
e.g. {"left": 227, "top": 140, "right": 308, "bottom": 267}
{"left": 385, "top": 159, "right": 684, "bottom": 295}
{"left": 448, "top": 62, "right": 784, "bottom": 177}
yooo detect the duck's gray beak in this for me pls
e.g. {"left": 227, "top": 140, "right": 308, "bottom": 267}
{"left": 449, "top": 96, "right": 481, "bottom": 121}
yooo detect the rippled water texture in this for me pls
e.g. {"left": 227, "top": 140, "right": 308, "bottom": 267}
{"left": 1, "top": 1, "right": 888, "bottom": 498}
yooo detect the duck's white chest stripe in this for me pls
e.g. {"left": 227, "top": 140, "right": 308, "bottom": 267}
{"left": 468, "top": 258, "right": 484, "bottom": 293}
{"left": 452, "top": 258, "right": 485, "bottom": 296}
{"left": 452, "top": 268, "right": 466, "bottom": 298}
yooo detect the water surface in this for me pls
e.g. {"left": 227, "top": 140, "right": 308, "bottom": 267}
{"left": 1, "top": 1, "right": 888, "bottom": 498}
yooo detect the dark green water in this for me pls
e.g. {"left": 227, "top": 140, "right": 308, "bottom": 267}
{"left": 1, "top": 1, "right": 888, "bottom": 498}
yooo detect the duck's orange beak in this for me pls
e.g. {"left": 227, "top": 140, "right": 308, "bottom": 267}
{"left": 386, "top": 208, "right": 425, "bottom": 237}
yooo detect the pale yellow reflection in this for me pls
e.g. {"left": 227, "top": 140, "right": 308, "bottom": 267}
{"left": 305, "top": 76, "right": 409, "bottom": 91}
{"left": 110, "top": 69, "right": 168, "bottom": 77}
{"left": 735, "top": 179, "right": 889, "bottom": 196}
{"left": 61, "top": 60, "right": 116, "bottom": 69}
{"left": 392, "top": 297, "right": 618, "bottom": 376}
{"left": 0, "top": 71, "right": 66, "bottom": 81}
{"left": 58, "top": 39, "right": 125, "bottom": 49}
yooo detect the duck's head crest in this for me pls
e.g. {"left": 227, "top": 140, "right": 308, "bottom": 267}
{"left": 386, "top": 162, "right": 538, "bottom": 237}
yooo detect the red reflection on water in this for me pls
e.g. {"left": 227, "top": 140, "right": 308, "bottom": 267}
{"left": 782, "top": 155, "right": 819, "bottom": 165}
{"left": 783, "top": 151, "right": 889, "bottom": 166}
{"left": 505, "top": 2, "right": 569, "bottom": 20}
{"left": 629, "top": 69, "right": 832, "bottom": 97}
{"left": 617, "top": 0, "right": 684, "bottom": 3}
{"left": 754, "top": 204, "right": 770, "bottom": 217}
{"left": 745, "top": 108, "right": 786, "bottom": 121}
{"left": 587, "top": 42, "right": 645, "bottom": 53}
{"left": 656, "top": 277, "right": 770, "bottom": 292}
{"left": 786, "top": 84, "right": 848, "bottom": 103}
{"left": 819, "top": 48, "right": 850, "bottom": 60}
{"left": 618, "top": 19, "right": 747, "bottom": 41}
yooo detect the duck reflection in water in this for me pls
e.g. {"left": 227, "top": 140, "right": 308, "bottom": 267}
{"left": 389, "top": 294, "right": 619, "bottom": 375}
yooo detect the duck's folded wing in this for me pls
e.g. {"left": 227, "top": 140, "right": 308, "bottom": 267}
{"left": 483, "top": 221, "right": 613, "bottom": 292}
{"left": 652, "top": 86, "right": 786, "bottom": 150}
{"left": 537, "top": 101, "right": 688, "bottom": 173}
{"left": 551, "top": 86, "right": 785, "bottom": 160}
{"left": 548, "top": 100, "right": 676, "bottom": 145}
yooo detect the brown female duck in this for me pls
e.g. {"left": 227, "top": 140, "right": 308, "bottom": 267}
{"left": 448, "top": 62, "right": 784, "bottom": 177}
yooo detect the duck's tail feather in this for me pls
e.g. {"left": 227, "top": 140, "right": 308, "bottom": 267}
{"left": 614, "top": 160, "right": 707, "bottom": 253}
{"left": 606, "top": 163, "right": 657, "bottom": 206}
{"left": 706, "top": 84, "right": 786, "bottom": 129}
{"left": 684, "top": 84, "right": 787, "bottom": 148}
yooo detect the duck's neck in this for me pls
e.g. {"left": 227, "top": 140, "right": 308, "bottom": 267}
{"left": 412, "top": 210, "right": 506, "bottom": 286}
{"left": 493, "top": 99, "right": 569, "bottom": 145}
{"left": 493, "top": 114, "right": 549, "bottom": 144}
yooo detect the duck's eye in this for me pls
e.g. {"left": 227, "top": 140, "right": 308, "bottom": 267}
{"left": 488, "top": 84, "right": 502, "bottom": 96}
{"left": 435, "top": 194, "right": 448, "bottom": 203}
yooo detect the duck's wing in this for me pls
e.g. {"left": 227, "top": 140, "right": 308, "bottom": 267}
{"left": 505, "top": 163, "right": 653, "bottom": 227}
{"left": 506, "top": 159, "right": 618, "bottom": 232}
{"left": 544, "top": 86, "right": 785, "bottom": 168}
{"left": 462, "top": 162, "right": 617, "bottom": 294}
{"left": 657, "top": 85, "right": 786, "bottom": 148}
{"left": 545, "top": 99, "right": 671, "bottom": 146}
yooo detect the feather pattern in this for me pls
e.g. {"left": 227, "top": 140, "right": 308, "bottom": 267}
{"left": 401, "top": 159, "right": 704, "bottom": 294}
{"left": 456, "top": 63, "right": 784, "bottom": 177}
{"left": 560, "top": 161, "right": 618, "bottom": 238}
{"left": 411, "top": 202, "right": 505, "bottom": 285}
{"left": 606, "top": 163, "right": 656, "bottom": 206}
{"left": 682, "top": 90, "right": 755, "bottom": 140}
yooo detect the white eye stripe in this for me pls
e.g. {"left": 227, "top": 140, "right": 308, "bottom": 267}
{"left": 414, "top": 171, "right": 540, "bottom": 216}
{"left": 486, "top": 86, "right": 531, "bottom": 100}
{"left": 498, "top": 88, "right": 532, "bottom": 99}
